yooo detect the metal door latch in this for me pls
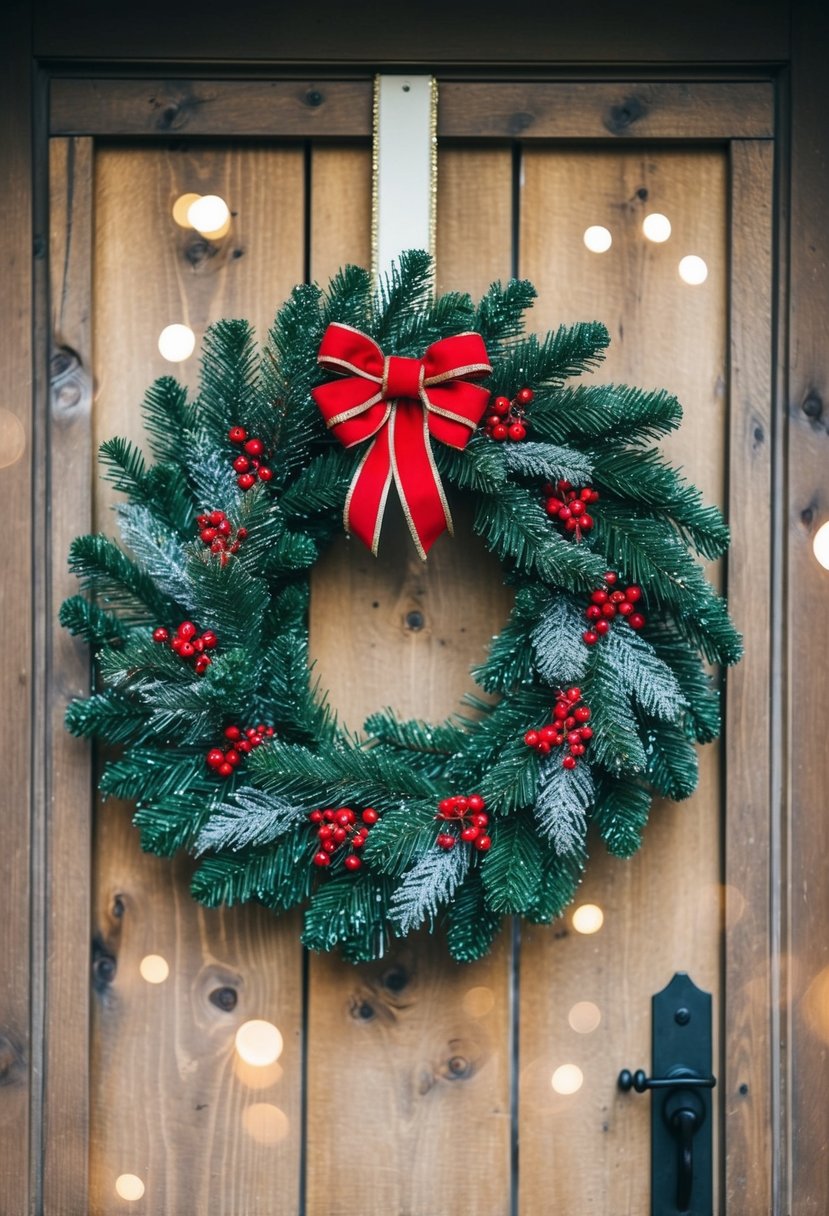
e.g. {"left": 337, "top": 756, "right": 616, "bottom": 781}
{"left": 618, "top": 972, "right": 716, "bottom": 1216}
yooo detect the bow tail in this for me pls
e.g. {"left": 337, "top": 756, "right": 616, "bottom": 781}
{"left": 390, "top": 400, "right": 453, "bottom": 561}
{"left": 343, "top": 424, "right": 394, "bottom": 556}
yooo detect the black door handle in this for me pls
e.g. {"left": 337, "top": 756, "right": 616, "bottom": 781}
{"left": 670, "top": 1106, "right": 698, "bottom": 1213}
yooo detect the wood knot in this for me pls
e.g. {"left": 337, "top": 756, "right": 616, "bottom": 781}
{"left": 508, "top": 111, "right": 535, "bottom": 135}
{"left": 0, "top": 1034, "right": 24, "bottom": 1086}
{"left": 50, "top": 345, "right": 90, "bottom": 422}
{"left": 209, "top": 986, "right": 238, "bottom": 1012}
{"left": 185, "top": 238, "right": 219, "bottom": 267}
{"left": 444, "top": 1054, "right": 473, "bottom": 1081}
{"left": 802, "top": 391, "right": 823, "bottom": 422}
{"left": 405, "top": 610, "right": 424, "bottom": 632}
{"left": 382, "top": 965, "right": 410, "bottom": 993}
{"left": 91, "top": 936, "right": 117, "bottom": 992}
{"left": 604, "top": 95, "right": 648, "bottom": 136}
{"left": 151, "top": 88, "right": 206, "bottom": 132}
{"left": 305, "top": 88, "right": 324, "bottom": 108}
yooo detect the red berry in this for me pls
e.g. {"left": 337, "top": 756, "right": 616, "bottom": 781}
{"left": 313, "top": 851, "right": 331, "bottom": 867}
{"left": 602, "top": 602, "right": 617, "bottom": 618}
{"left": 545, "top": 499, "right": 563, "bottom": 516}
{"left": 564, "top": 716, "right": 576, "bottom": 730}
{"left": 579, "top": 726, "right": 593, "bottom": 741}
{"left": 566, "top": 731, "right": 581, "bottom": 747}
{"left": 217, "top": 519, "right": 232, "bottom": 537}
{"left": 491, "top": 423, "right": 508, "bottom": 441}
{"left": 237, "top": 740, "right": 251, "bottom": 753}
{"left": 461, "top": 826, "right": 480, "bottom": 842}
{"left": 210, "top": 539, "right": 226, "bottom": 553}
{"left": 625, "top": 586, "right": 643, "bottom": 603}
{"left": 344, "top": 855, "right": 362, "bottom": 871}
{"left": 585, "top": 604, "right": 602, "bottom": 621}
{"left": 628, "top": 612, "right": 646, "bottom": 630}
{"left": 583, "top": 631, "right": 599, "bottom": 645}
{"left": 580, "top": 514, "right": 594, "bottom": 531}
{"left": 179, "top": 641, "right": 195, "bottom": 658}
{"left": 618, "top": 600, "right": 634, "bottom": 616}
{"left": 360, "top": 808, "right": 379, "bottom": 825}
{"left": 236, "top": 527, "right": 248, "bottom": 541}
{"left": 517, "top": 388, "right": 534, "bottom": 406}
{"left": 605, "top": 572, "right": 618, "bottom": 585}
{"left": 571, "top": 744, "right": 586, "bottom": 757}
{"left": 558, "top": 506, "right": 572, "bottom": 521}
{"left": 562, "top": 755, "right": 577, "bottom": 770}
{"left": 508, "top": 423, "right": 526, "bottom": 441}
{"left": 351, "top": 834, "right": 366, "bottom": 849}
{"left": 474, "top": 813, "right": 489, "bottom": 827}
{"left": 218, "top": 761, "right": 234, "bottom": 778}
{"left": 233, "top": 455, "right": 250, "bottom": 473}
{"left": 206, "top": 749, "right": 225, "bottom": 768}
{"left": 468, "top": 794, "right": 485, "bottom": 813}
{"left": 485, "top": 414, "right": 500, "bottom": 429}
{"left": 202, "top": 630, "right": 218, "bottom": 649}
{"left": 152, "top": 626, "right": 169, "bottom": 643}
{"left": 567, "top": 687, "right": 581, "bottom": 702}
{"left": 537, "top": 740, "right": 551, "bottom": 754}
{"left": 258, "top": 467, "right": 273, "bottom": 482}
{"left": 493, "top": 396, "right": 511, "bottom": 415}
{"left": 524, "top": 729, "right": 540, "bottom": 747}
{"left": 309, "top": 810, "right": 323, "bottom": 823}
{"left": 225, "top": 725, "right": 241, "bottom": 740}
{"left": 237, "top": 473, "right": 256, "bottom": 491}
{"left": 192, "top": 638, "right": 205, "bottom": 653}
{"left": 322, "top": 839, "right": 337, "bottom": 853}
{"left": 595, "top": 619, "right": 610, "bottom": 635}
{"left": 438, "top": 798, "right": 454, "bottom": 817}
{"left": 228, "top": 426, "right": 247, "bottom": 444}
{"left": 553, "top": 703, "right": 568, "bottom": 720}
{"left": 541, "top": 725, "right": 558, "bottom": 743}
{"left": 475, "top": 835, "right": 492, "bottom": 851}
{"left": 178, "top": 621, "right": 197, "bottom": 640}
{"left": 196, "top": 514, "right": 209, "bottom": 527}
{"left": 208, "top": 510, "right": 224, "bottom": 526}
{"left": 336, "top": 810, "right": 352, "bottom": 827}
{"left": 570, "top": 499, "right": 584, "bottom": 516}
{"left": 171, "top": 636, "right": 183, "bottom": 651}
{"left": 437, "top": 834, "right": 456, "bottom": 850}
{"left": 575, "top": 706, "right": 591, "bottom": 722}
{"left": 244, "top": 437, "right": 264, "bottom": 456}
{"left": 333, "top": 827, "right": 347, "bottom": 843}
{"left": 224, "top": 749, "right": 240, "bottom": 767}
{"left": 565, "top": 518, "right": 578, "bottom": 532}
{"left": 591, "top": 589, "right": 608, "bottom": 605}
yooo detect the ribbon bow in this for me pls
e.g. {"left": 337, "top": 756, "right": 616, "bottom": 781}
{"left": 311, "top": 323, "right": 491, "bottom": 559}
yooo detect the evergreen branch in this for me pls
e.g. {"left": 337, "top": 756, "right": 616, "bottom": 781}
{"left": 116, "top": 504, "right": 194, "bottom": 608}
{"left": 143, "top": 376, "right": 194, "bottom": 464}
{"left": 389, "top": 844, "right": 470, "bottom": 935}
{"left": 195, "top": 786, "right": 306, "bottom": 853}
{"left": 530, "top": 385, "right": 682, "bottom": 446}
{"left": 185, "top": 552, "right": 270, "bottom": 649}
{"left": 526, "top": 847, "right": 586, "bottom": 924}
{"left": 445, "top": 869, "right": 503, "bottom": 962}
{"left": 362, "top": 800, "right": 443, "bottom": 877}
{"left": 191, "top": 828, "right": 315, "bottom": 910}
{"left": 435, "top": 439, "right": 507, "bottom": 494}
{"left": 583, "top": 645, "right": 648, "bottom": 775}
{"left": 646, "top": 627, "right": 721, "bottom": 743}
{"left": 643, "top": 720, "right": 699, "bottom": 800}
{"left": 278, "top": 446, "right": 355, "bottom": 520}
{"left": 249, "top": 738, "right": 440, "bottom": 806}
{"left": 196, "top": 319, "right": 260, "bottom": 439}
{"left": 474, "top": 279, "right": 536, "bottom": 354}
{"left": 65, "top": 691, "right": 149, "bottom": 744}
{"left": 481, "top": 813, "right": 545, "bottom": 913}
{"left": 601, "top": 626, "right": 687, "bottom": 721}
{"left": 59, "top": 595, "right": 130, "bottom": 647}
{"left": 68, "top": 533, "right": 175, "bottom": 623}
{"left": 302, "top": 871, "right": 393, "bottom": 961}
{"left": 473, "top": 583, "right": 548, "bottom": 694}
{"left": 592, "top": 774, "right": 652, "bottom": 858}
{"left": 503, "top": 441, "right": 593, "bottom": 485}
{"left": 534, "top": 759, "right": 594, "bottom": 854}
{"left": 489, "top": 325, "right": 610, "bottom": 397}
{"left": 531, "top": 594, "right": 591, "bottom": 687}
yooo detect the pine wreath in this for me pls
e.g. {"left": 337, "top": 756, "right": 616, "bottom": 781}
{"left": 62, "top": 250, "right": 741, "bottom": 964}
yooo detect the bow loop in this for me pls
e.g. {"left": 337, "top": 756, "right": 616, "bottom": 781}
{"left": 311, "top": 323, "right": 491, "bottom": 558}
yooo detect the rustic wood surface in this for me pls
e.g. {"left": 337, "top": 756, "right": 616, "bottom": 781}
{"left": 0, "top": 2, "right": 32, "bottom": 1211}
{"left": 44, "top": 135, "right": 95, "bottom": 1213}
{"left": 518, "top": 147, "right": 727, "bottom": 1215}
{"left": 723, "top": 138, "right": 774, "bottom": 1213}
{"left": 51, "top": 80, "right": 373, "bottom": 139}
{"left": 305, "top": 144, "right": 515, "bottom": 1216}
{"left": 89, "top": 144, "right": 308, "bottom": 1215}
{"left": 788, "top": 2, "right": 829, "bottom": 1210}
{"left": 438, "top": 81, "right": 774, "bottom": 141}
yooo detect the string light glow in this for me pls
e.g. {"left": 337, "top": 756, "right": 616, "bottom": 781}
{"left": 139, "top": 954, "right": 169, "bottom": 984}
{"left": 242, "top": 1103, "right": 290, "bottom": 1145}
{"left": 551, "top": 1064, "right": 584, "bottom": 1095}
{"left": 187, "top": 194, "right": 231, "bottom": 238}
{"left": 572, "top": 903, "right": 604, "bottom": 934}
{"left": 583, "top": 225, "right": 612, "bottom": 253}
{"left": 642, "top": 212, "right": 672, "bottom": 243}
{"left": 115, "top": 1174, "right": 145, "bottom": 1201}
{"left": 158, "top": 324, "right": 196, "bottom": 363}
{"left": 568, "top": 1001, "right": 602, "bottom": 1034}
{"left": 678, "top": 255, "right": 709, "bottom": 285}
{"left": 235, "top": 1020, "right": 284, "bottom": 1067}
{"left": 812, "top": 521, "right": 829, "bottom": 570}
{"left": 172, "top": 192, "right": 202, "bottom": 228}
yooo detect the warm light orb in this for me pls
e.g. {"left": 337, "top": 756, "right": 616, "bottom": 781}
{"left": 813, "top": 521, "right": 829, "bottom": 570}
{"left": 583, "top": 225, "right": 612, "bottom": 253}
{"left": 642, "top": 212, "right": 672, "bottom": 243}
{"left": 551, "top": 1063, "right": 584, "bottom": 1095}
{"left": 568, "top": 1000, "right": 602, "bottom": 1034}
{"left": 158, "top": 324, "right": 196, "bottom": 363}
{"left": 187, "top": 194, "right": 231, "bottom": 237}
{"left": 115, "top": 1174, "right": 145, "bottom": 1201}
{"left": 139, "top": 954, "right": 169, "bottom": 984}
{"left": 678, "top": 255, "right": 709, "bottom": 285}
{"left": 462, "top": 986, "right": 495, "bottom": 1017}
{"left": 172, "top": 192, "right": 202, "bottom": 228}
{"left": 235, "top": 1019, "right": 284, "bottom": 1067}
{"left": 572, "top": 903, "right": 604, "bottom": 935}
{"left": 242, "top": 1103, "right": 290, "bottom": 1145}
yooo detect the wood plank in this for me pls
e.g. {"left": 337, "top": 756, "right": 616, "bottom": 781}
{"left": 518, "top": 147, "right": 727, "bottom": 1215}
{"left": 305, "top": 145, "right": 515, "bottom": 1216}
{"left": 439, "top": 81, "right": 773, "bottom": 141}
{"left": 787, "top": 2, "right": 829, "bottom": 1210}
{"left": 309, "top": 144, "right": 372, "bottom": 287}
{"left": 44, "top": 135, "right": 95, "bottom": 1214}
{"left": 52, "top": 79, "right": 372, "bottom": 138}
{"left": 0, "top": 2, "right": 33, "bottom": 1211}
{"left": 33, "top": 0, "right": 789, "bottom": 64}
{"left": 89, "top": 144, "right": 306, "bottom": 1215}
{"left": 723, "top": 138, "right": 774, "bottom": 1214}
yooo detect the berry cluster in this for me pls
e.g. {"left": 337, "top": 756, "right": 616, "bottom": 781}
{"left": 228, "top": 426, "right": 273, "bottom": 490}
{"left": 205, "top": 723, "right": 275, "bottom": 779}
{"left": 524, "top": 687, "right": 592, "bottom": 769}
{"left": 196, "top": 509, "right": 248, "bottom": 565}
{"left": 309, "top": 806, "right": 379, "bottom": 871}
{"left": 152, "top": 621, "right": 217, "bottom": 675}
{"left": 435, "top": 794, "right": 491, "bottom": 852}
{"left": 543, "top": 479, "right": 598, "bottom": 540}
{"left": 582, "top": 572, "right": 646, "bottom": 645}
{"left": 483, "top": 387, "right": 533, "bottom": 442}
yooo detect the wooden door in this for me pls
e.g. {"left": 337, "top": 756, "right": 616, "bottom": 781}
{"left": 45, "top": 78, "right": 772, "bottom": 1213}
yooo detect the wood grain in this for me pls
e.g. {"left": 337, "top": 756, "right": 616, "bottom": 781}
{"left": 439, "top": 81, "right": 773, "bottom": 141}
{"left": 518, "top": 148, "right": 727, "bottom": 1215}
{"left": 44, "top": 135, "right": 95, "bottom": 1213}
{"left": 0, "top": 2, "right": 32, "bottom": 1211}
{"left": 89, "top": 144, "right": 306, "bottom": 1215}
{"left": 723, "top": 138, "right": 774, "bottom": 1213}
{"left": 305, "top": 145, "right": 515, "bottom": 1216}
{"left": 787, "top": 3, "right": 829, "bottom": 1210}
{"left": 51, "top": 79, "right": 373, "bottom": 139}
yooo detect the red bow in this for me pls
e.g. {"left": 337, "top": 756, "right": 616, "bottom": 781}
{"left": 311, "top": 323, "right": 491, "bottom": 559}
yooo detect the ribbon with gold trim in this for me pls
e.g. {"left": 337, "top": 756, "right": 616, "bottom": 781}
{"left": 311, "top": 323, "right": 492, "bottom": 559}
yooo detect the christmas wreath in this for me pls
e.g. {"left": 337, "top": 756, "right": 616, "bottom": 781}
{"left": 62, "top": 250, "right": 741, "bottom": 963}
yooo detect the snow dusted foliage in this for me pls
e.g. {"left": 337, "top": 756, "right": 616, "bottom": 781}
{"left": 502, "top": 440, "right": 593, "bottom": 486}
{"left": 534, "top": 758, "right": 595, "bottom": 855}
{"left": 602, "top": 626, "right": 687, "bottom": 720}
{"left": 196, "top": 786, "right": 306, "bottom": 854}
{"left": 531, "top": 595, "right": 590, "bottom": 685}
{"left": 389, "top": 844, "right": 471, "bottom": 935}
{"left": 117, "top": 504, "right": 193, "bottom": 609}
